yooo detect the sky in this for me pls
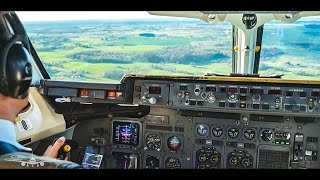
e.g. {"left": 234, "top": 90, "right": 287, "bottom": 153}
{"left": 16, "top": 11, "right": 320, "bottom": 22}
{"left": 16, "top": 11, "right": 174, "bottom": 22}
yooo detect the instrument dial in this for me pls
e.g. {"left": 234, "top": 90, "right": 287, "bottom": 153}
{"left": 167, "top": 136, "right": 182, "bottom": 151}
{"left": 241, "top": 157, "right": 252, "bottom": 168}
{"left": 228, "top": 127, "right": 239, "bottom": 139}
{"left": 283, "top": 132, "right": 291, "bottom": 140}
{"left": 146, "top": 134, "right": 161, "bottom": 151}
{"left": 196, "top": 124, "right": 209, "bottom": 137}
{"left": 212, "top": 126, "right": 224, "bottom": 137}
{"left": 165, "top": 157, "right": 181, "bottom": 169}
{"left": 210, "top": 154, "right": 219, "bottom": 164}
{"left": 244, "top": 129, "right": 256, "bottom": 140}
{"left": 198, "top": 153, "right": 207, "bottom": 162}
{"left": 145, "top": 155, "right": 160, "bottom": 169}
{"left": 195, "top": 147, "right": 221, "bottom": 169}
{"left": 228, "top": 156, "right": 239, "bottom": 167}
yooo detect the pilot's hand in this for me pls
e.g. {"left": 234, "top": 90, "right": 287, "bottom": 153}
{"left": 43, "top": 136, "right": 69, "bottom": 160}
{"left": 0, "top": 93, "right": 29, "bottom": 124}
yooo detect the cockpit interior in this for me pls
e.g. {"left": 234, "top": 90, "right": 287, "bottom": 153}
{"left": 1, "top": 11, "right": 320, "bottom": 169}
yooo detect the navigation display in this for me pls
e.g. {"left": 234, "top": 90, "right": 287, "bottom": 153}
{"left": 112, "top": 121, "right": 141, "bottom": 146}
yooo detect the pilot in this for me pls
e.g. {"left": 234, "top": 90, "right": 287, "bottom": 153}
{"left": 0, "top": 13, "right": 80, "bottom": 169}
{"left": 0, "top": 92, "right": 66, "bottom": 157}
{"left": 0, "top": 92, "right": 81, "bottom": 169}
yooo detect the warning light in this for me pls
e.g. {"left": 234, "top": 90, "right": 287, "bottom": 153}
{"left": 234, "top": 46, "right": 239, "bottom": 51}
{"left": 116, "top": 92, "right": 123, "bottom": 97}
{"left": 108, "top": 91, "right": 116, "bottom": 99}
{"left": 80, "top": 89, "right": 89, "bottom": 97}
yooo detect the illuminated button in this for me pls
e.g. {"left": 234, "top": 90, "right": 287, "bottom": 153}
{"left": 116, "top": 92, "right": 123, "bottom": 97}
{"left": 305, "top": 150, "right": 312, "bottom": 156}
{"left": 149, "top": 97, "right": 157, "bottom": 104}
{"left": 205, "top": 140, "right": 212, "bottom": 145}
{"left": 108, "top": 91, "right": 116, "bottom": 99}
{"left": 80, "top": 89, "right": 89, "bottom": 97}
{"left": 239, "top": 103, "right": 246, "bottom": 108}
{"left": 237, "top": 143, "right": 244, "bottom": 148}
{"left": 63, "top": 144, "right": 71, "bottom": 152}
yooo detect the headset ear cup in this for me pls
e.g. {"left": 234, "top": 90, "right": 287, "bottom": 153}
{"left": 6, "top": 43, "right": 32, "bottom": 99}
{"left": 0, "top": 13, "right": 32, "bottom": 99}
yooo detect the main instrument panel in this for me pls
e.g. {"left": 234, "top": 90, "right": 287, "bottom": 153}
{"left": 42, "top": 75, "right": 320, "bottom": 169}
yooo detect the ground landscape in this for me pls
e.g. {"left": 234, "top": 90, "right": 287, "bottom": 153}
{"left": 23, "top": 18, "right": 320, "bottom": 83}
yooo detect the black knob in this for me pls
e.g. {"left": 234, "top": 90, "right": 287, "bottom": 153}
{"left": 261, "top": 130, "right": 273, "bottom": 142}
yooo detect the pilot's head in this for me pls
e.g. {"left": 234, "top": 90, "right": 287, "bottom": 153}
{"left": 0, "top": 13, "right": 32, "bottom": 99}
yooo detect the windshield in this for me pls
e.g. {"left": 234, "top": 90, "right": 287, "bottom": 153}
{"left": 259, "top": 18, "right": 320, "bottom": 80}
{"left": 17, "top": 11, "right": 320, "bottom": 83}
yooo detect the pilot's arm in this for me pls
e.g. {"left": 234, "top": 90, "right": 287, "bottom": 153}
{"left": 0, "top": 93, "right": 65, "bottom": 158}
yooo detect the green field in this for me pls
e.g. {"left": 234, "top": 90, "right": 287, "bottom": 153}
{"left": 23, "top": 19, "right": 320, "bottom": 83}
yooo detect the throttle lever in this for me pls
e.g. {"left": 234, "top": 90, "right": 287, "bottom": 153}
{"left": 53, "top": 138, "right": 78, "bottom": 160}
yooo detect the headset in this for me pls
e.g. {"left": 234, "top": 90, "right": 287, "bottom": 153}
{"left": 0, "top": 12, "right": 32, "bottom": 99}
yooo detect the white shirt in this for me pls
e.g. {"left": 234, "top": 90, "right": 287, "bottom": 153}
{"left": 0, "top": 119, "right": 32, "bottom": 151}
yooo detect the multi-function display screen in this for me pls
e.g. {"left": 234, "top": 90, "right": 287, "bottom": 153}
{"left": 112, "top": 121, "right": 140, "bottom": 146}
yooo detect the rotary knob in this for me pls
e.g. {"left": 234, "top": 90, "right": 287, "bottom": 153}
{"left": 207, "top": 95, "right": 216, "bottom": 103}
{"left": 261, "top": 130, "right": 273, "bottom": 142}
{"left": 149, "top": 97, "right": 157, "bottom": 104}
{"left": 177, "top": 92, "right": 184, "bottom": 98}
{"left": 252, "top": 94, "right": 261, "bottom": 102}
